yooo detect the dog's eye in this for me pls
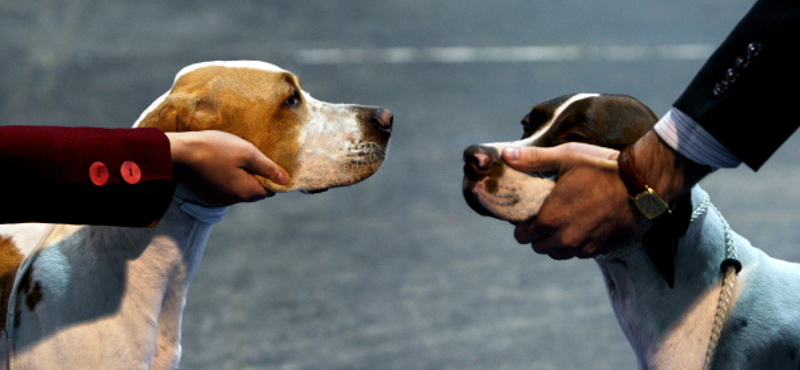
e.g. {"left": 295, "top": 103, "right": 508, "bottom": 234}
{"left": 520, "top": 119, "right": 530, "bottom": 132}
{"left": 284, "top": 91, "right": 302, "bottom": 107}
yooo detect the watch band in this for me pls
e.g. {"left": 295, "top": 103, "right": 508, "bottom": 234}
{"left": 618, "top": 146, "right": 649, "bottom": 195}
{"left": 618, "top": 145, "right": 671, "bottom": 220}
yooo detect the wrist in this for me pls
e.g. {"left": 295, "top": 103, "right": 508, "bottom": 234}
{"left": 165, "top": 132, "right": 184, "bottom": 161}
{"left": 630, "top": 131, "right": 712, "bottom": 203}
{"left": 165, "top": 132, "right": 199, "bottom": 178}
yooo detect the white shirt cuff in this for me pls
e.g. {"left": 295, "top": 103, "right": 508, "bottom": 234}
{"left": 653, "top": 108, "right": 742, "bottom": 170}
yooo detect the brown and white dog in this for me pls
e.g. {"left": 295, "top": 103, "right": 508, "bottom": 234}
{"left": 0, "top": 61, "right": 392, "bottom": 369}
{"left": 463, "top": 93, "right": 800, "bottom": 369}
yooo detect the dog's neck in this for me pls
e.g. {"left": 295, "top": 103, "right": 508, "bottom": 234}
{"left": 156, "top": 182, "right": 229, "bottom": 280}
{"left": 85, "top": 183, "right": 228, "bottom": 298}
{"left": 14, "top": 184, "right": 227, "bottom": 368}
{"left": 111, "top": 183, "right": 229, "bottom": 335}
{"left": 595, "top": 186, "right": 741, "bottom": 369}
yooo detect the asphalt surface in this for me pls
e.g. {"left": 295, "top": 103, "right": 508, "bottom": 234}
{"left": 3, "top": 1, "right": 800, "bottom": 369}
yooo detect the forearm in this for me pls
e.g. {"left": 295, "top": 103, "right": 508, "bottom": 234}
{"left": 673, "top": 0, "right": 800, "bottom": 169}
{"left": 0, "top": 126, "right": 175, "bottom": 226}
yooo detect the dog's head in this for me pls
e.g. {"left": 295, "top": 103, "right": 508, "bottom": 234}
{"left": 135, "top": 60, "right": 392, "bottom": 194}
{"left": 462, "top": 93, "right": 657, "bottom": 223}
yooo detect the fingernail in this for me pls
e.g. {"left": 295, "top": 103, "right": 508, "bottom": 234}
{"left": 277, "top": 171, "right": 289, "bottom": 184}
{"left": 504, "top": 147, "right": 520, "bottom": 161}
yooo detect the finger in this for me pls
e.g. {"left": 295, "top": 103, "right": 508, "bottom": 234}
{"left": 531, "top": 235, "right": 577, "bottom": 260}
{"left": 502, "top": 146, "right": 563, "bottom": 173}
{"left": 241, "top": 147, "right": 290, "bottom": 186}
{"left": 237, "top": 173, "right": 273, "bottom": 202}
{"left": 548, "top": 252, "right": 575, "bottom": 261}
{"left": 513, "top": 220, "right": 535, "bottom": 244}
{"left": 513, "top": 218, "right": 554, "bottom": 245}
{"left": 503, "top": 143, "right": 620, "bottom": 173}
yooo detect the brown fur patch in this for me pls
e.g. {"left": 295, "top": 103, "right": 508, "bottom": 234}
{"left": 0, "top": 235, "right": 24, "bottom": 331}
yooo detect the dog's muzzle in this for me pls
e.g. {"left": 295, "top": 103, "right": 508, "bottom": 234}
{"left": 462, "top": 145, "right": 504, "bottom": 217}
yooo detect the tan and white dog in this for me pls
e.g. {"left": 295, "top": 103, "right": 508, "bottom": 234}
{"left": 0, "top": 61, "right": 392, "bottom": 369}
{"left": 463, "top": 93, "right": 800, "bottom": 369}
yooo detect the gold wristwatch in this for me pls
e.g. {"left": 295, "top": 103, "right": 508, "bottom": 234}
{"left": 618, "top": 146, "right": 671, "bottom": 220}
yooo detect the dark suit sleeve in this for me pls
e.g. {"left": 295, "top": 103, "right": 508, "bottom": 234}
{"left": 674, "top": 0, "right": 800, "bottom": 170}
{"left": 0, "top": 126, "right": 176, "bottom": 227}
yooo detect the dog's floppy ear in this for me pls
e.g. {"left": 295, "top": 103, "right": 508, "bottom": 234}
{"left": 137, "top": 92, "right": 220, "bottom": 132}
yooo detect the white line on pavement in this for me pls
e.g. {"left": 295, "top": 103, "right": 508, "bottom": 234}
{"left": 295, "top": 44, "right": 715, "bottom": 65}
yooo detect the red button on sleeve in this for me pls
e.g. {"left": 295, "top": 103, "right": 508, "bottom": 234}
{"left": 89, "top": 162, "right": 110, "bottom": 186}
{"left": 121, "top": 161, "right": 142, "bottom": 184}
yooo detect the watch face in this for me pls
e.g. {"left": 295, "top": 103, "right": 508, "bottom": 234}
{"left": 633, "top": 190, "right": 669, "bottom": 220}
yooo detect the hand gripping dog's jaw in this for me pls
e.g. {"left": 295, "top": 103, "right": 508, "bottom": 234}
{"left": 463, "top": 93, "right": 657, "bottom": 223}
{"left": 135, "top": 61, "right": 393, "bottom": 194}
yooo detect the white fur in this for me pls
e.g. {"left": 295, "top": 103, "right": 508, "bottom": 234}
{"left": 294, "top": 92, "right": 383, "bottom": 190}
{"left": 482, "top": 93, "right": 600, "bottom": 150}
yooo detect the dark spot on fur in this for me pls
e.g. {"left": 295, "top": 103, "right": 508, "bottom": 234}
{"left": 20, "top": 266, "right": 43, "bottom": 312}
{"left": 727, "top": 317, "right": 749, "bottom": 336}
{"left": 484, "top": 178, "right": 499, "bottom": 194}
{"left": 25, "top": 281, "right": 43, "bottom": 311}
{"left": 737, "top": 318, "right": 749, "bottom": 329}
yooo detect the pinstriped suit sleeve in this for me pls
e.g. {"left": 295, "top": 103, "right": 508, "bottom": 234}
{"left": 674, "top": 0, "right": 800, "bottom": 170}
{"left": 0, "top": 126, "right": 176, "bottom": 227}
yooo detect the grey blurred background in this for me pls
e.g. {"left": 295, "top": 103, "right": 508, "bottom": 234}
{"left": 3, "top": 1, "right": 799, "bottom": 369}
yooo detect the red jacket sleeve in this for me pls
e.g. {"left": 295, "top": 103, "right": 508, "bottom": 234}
{"left": 0, "top": 126, "right": 176, "bottom": 227}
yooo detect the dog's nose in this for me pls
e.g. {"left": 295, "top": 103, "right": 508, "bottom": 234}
{"left": 463, "top": 144, "right": 500, "bottom": 174}
{"left": 372, "top": 108, "right": 394, "bottom": 134}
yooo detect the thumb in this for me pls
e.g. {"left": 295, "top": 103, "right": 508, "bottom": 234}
{"left": 503, "top": 143, "right": 620, "bottom": 173}
{"left": 241, "top": 148, "right": 290, "bottom": 186}
{"left": 501, "top": 146, "right": 563, "bottom": 173}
